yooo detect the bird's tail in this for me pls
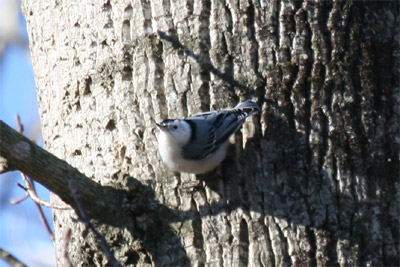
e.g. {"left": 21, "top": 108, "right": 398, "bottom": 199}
{"left": 234, "top": 100, "right": 260, "bottom": 117}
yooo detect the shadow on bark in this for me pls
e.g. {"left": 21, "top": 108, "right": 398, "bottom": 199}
{"left": 109, "top": 111, "right": 396, "bottom": 266}
{"left": 5, "top": 29, "right": 395, "bottom": 265}
{"left": 134, "top": 31, "right": 399, "bottom": 265}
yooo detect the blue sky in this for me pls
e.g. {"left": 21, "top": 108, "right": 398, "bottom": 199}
{"left": 0, "top": 2, "right": 56, "bottom": 266}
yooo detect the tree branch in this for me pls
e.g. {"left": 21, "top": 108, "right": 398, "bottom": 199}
{"left": 0, "top": 247, "right": 27, "bottom": 267}
{"left": 0, "top": 120, "right": 121, "bottom": 220}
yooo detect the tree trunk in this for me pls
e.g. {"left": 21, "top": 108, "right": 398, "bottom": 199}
{"left": 21, "top": 0, "right": 399, "bottom": 266}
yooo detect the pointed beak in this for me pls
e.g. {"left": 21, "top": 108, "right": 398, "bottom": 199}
{"left": 156, "top": 122, "right": 167, "bottom": 131}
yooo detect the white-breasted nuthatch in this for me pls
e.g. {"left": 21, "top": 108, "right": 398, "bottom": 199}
{"left": 156, "top": 100, "right": 259, "bottom": 174}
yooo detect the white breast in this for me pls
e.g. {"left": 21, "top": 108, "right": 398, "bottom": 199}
{"left": 157, "top": 131, "right": 228, "bottom": 174}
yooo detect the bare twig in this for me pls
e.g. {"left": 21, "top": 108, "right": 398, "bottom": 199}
{"left": 14, "top": 114, "right": 24, "bottom": 134}
{"left": 18, "top": 172, "right": 71, "bottom": 210}
{"left": 11, "top": 115, "right": 68, "bottom": 242}
{"left": 34, "top": 199, "right": 55, "bottom": 241}
{"left": 10, "top": 193, "right": 29, "bottom": 204}
{"left": 1, "top": 120, "right": 118, "bottom": 225}
{"left": 68, "top": 180, "right": 120, "bottom": 266}
{"left": 17, "top": 172, "right": 55, "bottom": 240}
{"left": 0, "top": 247, "right": 27, "bottom": 267}
{"left": 16, "top": 182, "right": 27, "bottom": 191}
{"left": 13, "top": 115, "right": 71, "bottom": 210}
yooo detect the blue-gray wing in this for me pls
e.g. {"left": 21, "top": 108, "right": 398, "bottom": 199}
{"left": 182, "top": 100, "right": 259, "bottom": 160}
{"left": 181, "top": 119, "right": 217, "bottom": 160}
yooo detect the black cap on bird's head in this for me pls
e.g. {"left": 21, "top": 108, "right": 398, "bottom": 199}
{"left": 156, "top": 119, "right": 177, "bottom": 131}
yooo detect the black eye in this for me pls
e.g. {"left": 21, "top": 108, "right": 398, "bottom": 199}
{"left": 173, "top": 125, "right": 178, "bottom": 129}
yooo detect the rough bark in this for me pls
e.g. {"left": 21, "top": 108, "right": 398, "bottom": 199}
{"left": 20, "top": 0, "right": 399, "bottom": 266}
{"left": 0, "top": 121, "right": 120, "bottom": 219}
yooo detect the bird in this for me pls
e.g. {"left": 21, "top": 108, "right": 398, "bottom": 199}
{"left": 156, "top": 100, "right": 260, "bottom": 174}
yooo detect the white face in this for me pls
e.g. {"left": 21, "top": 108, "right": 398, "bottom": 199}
{"left": 157, "top": 120, "right": 191, "bottom": 145}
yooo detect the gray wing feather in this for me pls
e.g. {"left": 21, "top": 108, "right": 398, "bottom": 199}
{"left": 181, "top": 119, "right": 217, "bottom": 160}
{"left": 182, "top": 100, "right": 259, "bottom": 160}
